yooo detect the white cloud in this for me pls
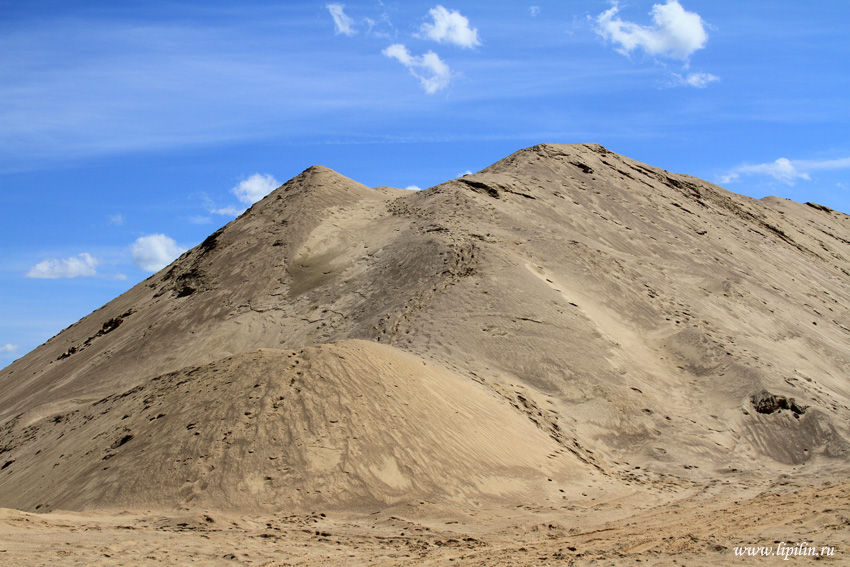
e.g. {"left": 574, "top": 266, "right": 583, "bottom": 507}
{"left": 741, "top": 158, "right": 810, "bottom": 184}
{"left": 131, "top": 234, "right": 186, "bottom": 272}
{"left": 108, "top": 213, "right": 124, "bottom": 226}
{"left": 718, "top": 172, "right": 740, "bottom": 185}
{"left": 595, "top": 1, "right": 709, "bottom": 61}
{"left": 796, "top": 156, "right": 850, "bottom": 171}
{"left": 26, "top": 252, "right": 99, "bottom": 279}
{"left": 382, "top": 44, "right": 451, "bottom": 94}
{"left": 529, "top": 6, "right": 541, "bottom": 17}
{"left": 405, "top": 185, "right": 422, "bottom": 191}
{"left": 673, "top": 72, "right": 719, "bottom": 88}
{"left": 419, "top": 6, "right": 481, "bottom": 48}
{"left": 1, "top": 344, "right": 20, "bottom": 354}
{"left": 232, "top": 173, "right": 280, "bottom": 205}
{"left": 721, "top": 155, "right": 850, "bottom": 186}
{"left": 211, "top": 206, "right": 244, "bottom": 216}
{"left": 327, "top": 3, "right": 356, "bottom": 36}
{"left": 364, "top": 12, "right": 394, "bottom": 39}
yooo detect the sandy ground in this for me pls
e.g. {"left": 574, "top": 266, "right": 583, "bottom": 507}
{"left": 1, "top": 478, "right": 847, "bottom": 566}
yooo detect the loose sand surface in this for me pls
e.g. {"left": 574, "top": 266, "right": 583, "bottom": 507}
{"left": 2, "top": 478, "right": 847, "bottom": 565}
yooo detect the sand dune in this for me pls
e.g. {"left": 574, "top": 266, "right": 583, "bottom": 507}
{"left": 1, "top": 143, "right": 849, "bottom": 564}
{"left": 0, "top": 340, "right": 587, "bottom": 513}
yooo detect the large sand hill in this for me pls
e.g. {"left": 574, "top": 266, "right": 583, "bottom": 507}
{"left": 1, "top": 143, "right": 848, "bottom": 564}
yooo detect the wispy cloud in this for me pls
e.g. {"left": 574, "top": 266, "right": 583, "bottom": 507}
{"left": 26, "top": 253, "right": 99, "bottom": 279}
{"left": 529, "top": 6, "right": 541, "bottom": 18}
{"left": 721, "top": 156, "right": 850, "bottom": 185}
{"left": 418, "top": 6, "right": 481, "bottom": 49}
{"left": 211, "top": 205, "right": 244, "bottom": 216}
{"left": 131, "top": 234, "right": 186, "bottom": 272}
{"left": 0, "top": 344, "right": 19, "bottom": 354}
{"left": 382, "top": 44, "right": 451, "bottom": 94}
{"left": 1, "top": 15, "right": 393, "bottom": 170}
{"left": 721, "top": 158, "right": 808, "bottom": 185}
{"left": 326, "top": 3, "right": 394, "bottom": 39}
{"left": 364, "top": 14, "right": 394, "bottom": 39}
{"left": 595, "top": 1, "right": 709, "bottom": 61}
{"left": 327, "top": 3, "right": 356, "bottom": 36}
{"left": 108, "top": 213, "right": 124, "bottom": 226}
{"left": 674, "top": 72, "right": 719, "bottom": 88}
{"left": 799, "top": 156, "right": 850, "bottom": 171}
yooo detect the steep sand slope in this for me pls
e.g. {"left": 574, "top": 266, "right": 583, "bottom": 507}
{"left": 377, "top": 143, "right": 850, "bottom": 478}
{"left": 0, "top": 166, "right": 407, "bottom": 423}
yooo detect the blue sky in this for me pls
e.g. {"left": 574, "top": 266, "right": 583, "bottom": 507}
{"left": 2, "top": 0, "right": 849, "bottom": 366}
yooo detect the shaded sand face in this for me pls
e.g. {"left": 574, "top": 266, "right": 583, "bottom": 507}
{"left": 1, "top": 144, "right": 849, "bottom": 564}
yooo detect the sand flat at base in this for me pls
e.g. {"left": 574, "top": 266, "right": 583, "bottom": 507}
{"left": 2, "top": 478, "right": 846, "bottom": 566}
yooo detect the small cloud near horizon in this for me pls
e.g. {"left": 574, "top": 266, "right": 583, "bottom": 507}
{"left": 232, "top": 173, "right": 280, "bottom": 205}
{"left": 26, "top": 252, "right": 99, "bottom": 279}
{"left": 721, "top": 155, "right": 850, "bottom": 186}
{"left": 1, "top": 344, "right": 20, "bottom": 354}
{"left": 131, "top": 234, "right": 186, "bottom": 273}
{"left": 211, "top": 205, "right": 245, "bottom": 216}
{"left": 207, "top": 173, "right": 280, "bottom": 217}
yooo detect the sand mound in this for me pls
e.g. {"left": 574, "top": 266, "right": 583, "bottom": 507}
{"left": 2, "top": 143, "right": 850, "bottom": 563}
{"left": 0, "top": 340, "right": 580, "bottom": 512}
